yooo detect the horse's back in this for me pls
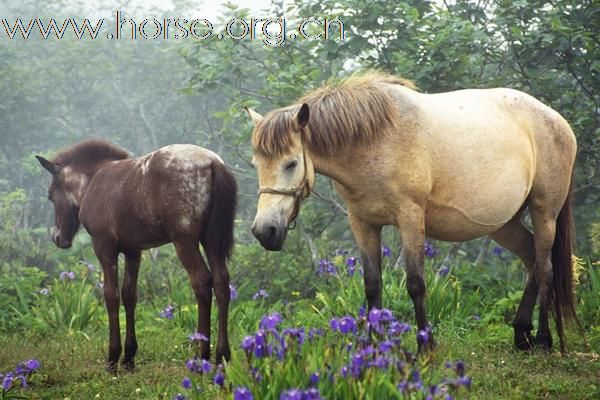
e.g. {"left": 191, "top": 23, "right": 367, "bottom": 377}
{"left": 81, "top": 144, "right": 223, "bottom": 249}
{"left": 388, "top": 86, "right": 575, "bottom": 240}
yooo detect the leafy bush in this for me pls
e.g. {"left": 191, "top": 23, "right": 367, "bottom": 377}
{"left": 577, "top": 259, "right": 600, "bottom": 329}
{"left": 590, "top": 223, "right": 600, "bottom": 257}
{"left": 0, "top": 266, "right": 47, "bottom": 331}
{"left": 14, "top": 269, "right": 102, "bottom": 334}
{"left": 228, "top": 237, "right": 317, "bottom": 302}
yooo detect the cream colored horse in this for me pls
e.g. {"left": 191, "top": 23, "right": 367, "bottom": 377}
{"left": 247, "top": 71, "right": 577, "bottom": 352}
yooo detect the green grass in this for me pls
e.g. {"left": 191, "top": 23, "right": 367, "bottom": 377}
{"left": 1, "top": 303, "right": 598, "bottom": 399}
{"left": 1, "top": 255, "right": 599, "bottom": 399}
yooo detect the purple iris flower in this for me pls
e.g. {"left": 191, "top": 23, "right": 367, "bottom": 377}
{"left": 316, "top": 259, "right": 336, "bottom": 276}
{"left": 302, "top": 388, "right": 323, "bottom": 400}
{"left": 233, "top": 387, "right": 253, "bottom": 400}
{"left": 388, "top": 321, "right": 411, "bottom": 336}
{"left": 282, "top": 327, "right": 305, "bottom": 347}
{"left": 188, "top": 332, "right": 208, "bottom": 342}
{"left": 253, "top": 289, "right": 269, "bottom": 300}
{"left": 423, "top": 240, "right": 439, "bottom": 258}
{"left": 182, "top": 376, "right": 192, "bottom": 389}
{"left": 159, "top": 304, "right": 175, "bottom": 320}
{"left": 338, "top": 316, "right": 357, "bottom": 334}
{"left": 26, "top": 359, "right": 40, "bottom": 372}
{"left": 59, "top": 271, "right": 76, "bottom": 281}
{"left": 382, "top": 246, "right": 392, "bottom": 257}
{"left": 229, "top": 284, "right": 238, "bottom": 300}
{"left": 309, "top": 372, "right": 319, "bottom": 386}
{"left": 2, "top": 375, "right": 13, "bottom": 391}
{"left": 493, "top": 246, "right": 504, "bottom": 256}
{"left": 417, "top": 329, "right": 430, "bottom": 345}
{"left": 213, "top": 368, "right": 225, "bottom": 387}
{"left": 280, "top": 389, "right": 302, "bottom": 400}
{"left": 259, "top": 313, "right": 282, "bottom": 330}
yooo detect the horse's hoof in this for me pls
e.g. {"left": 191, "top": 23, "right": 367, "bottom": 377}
{"left": 121, "top": 360, "right": 136, "bottom": 372}
{"left": 416, "top": 328, "right": 435, "bottom": 356}
{"left": 106, "top": 361, "right": 118, "bottom": 375}
{"left": 215, "top": 349, "right": 231, "bottom": 364}
{"left": 514, "top": 329, "right": 534, "bottom": 351}
{"left": 534, "top": 333, "right": 553, "bottom": 352}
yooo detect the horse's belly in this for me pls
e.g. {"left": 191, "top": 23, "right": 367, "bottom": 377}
{"left": 424, "top": 181, "right": 529, "bottom": 241}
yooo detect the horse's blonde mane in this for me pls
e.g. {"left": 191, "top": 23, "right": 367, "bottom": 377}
{"left": 252, "top": 71, "right": 416, "bottom": 156}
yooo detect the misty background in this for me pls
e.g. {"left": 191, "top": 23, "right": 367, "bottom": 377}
{"left": 1, "top": 0, "right": 598, "bottom": 281}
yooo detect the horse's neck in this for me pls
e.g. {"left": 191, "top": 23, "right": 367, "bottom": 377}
{"left": 310, "top": 150, "right": 366, "bottom": 190}
{"left": 69, "top": 159, "right": 120, "bottom": 202}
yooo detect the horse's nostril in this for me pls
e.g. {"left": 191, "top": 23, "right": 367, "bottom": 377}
{"left": 267, "top": 225, "right": 277, "bottom": 239}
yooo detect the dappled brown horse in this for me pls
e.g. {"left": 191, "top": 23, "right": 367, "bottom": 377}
{"left": 37, "top": 139, "right": 237, "bottom": 370}
{"left": 247, "top": 71, "right": 578, "bottom": 353}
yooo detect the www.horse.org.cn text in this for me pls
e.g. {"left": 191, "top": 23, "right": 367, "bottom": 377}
{"left": 0, "top": 12, "right": 346, "bottom": 46}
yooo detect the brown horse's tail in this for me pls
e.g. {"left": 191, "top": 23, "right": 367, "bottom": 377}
{"left": 551, "top": 171, "right": 580, "bottom": 352}
{"left": 201, "top": 161, "right": 237, "bottom": 261}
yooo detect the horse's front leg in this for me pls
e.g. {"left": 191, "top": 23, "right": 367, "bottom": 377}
{"left": 348, "top": 213, "right": 383, "bottom": 310}
{"left": 397, "top": 205, "right": 432, "bottom": 353}
{"left": 121, "top": 250, "right": 141, "bottom": 370}
{"left": 92, "top": 238, "right": 121, "bottom": 372}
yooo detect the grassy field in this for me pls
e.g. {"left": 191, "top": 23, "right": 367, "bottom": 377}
{"left": 0, "top": 296, "right": 600, "bottom": 400}
{"left": 1, "top": 249, "right": 599, "bottom": 399}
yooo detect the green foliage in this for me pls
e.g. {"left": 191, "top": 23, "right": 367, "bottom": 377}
{"left": 312, "top": 255, "right": 481, "bottom": 327}
{"left": 577, "top": 259, "right": 600, "bottom": 329}
{"left": 483, "top": 291, "right": 524, "bottom": 325}
{"left": 0, "top": 266, "right": 46, "bottom": 331}
{"left": 229, "top": 235, "right": 317, "bottom": 301}
{"left": 15, "top": 273, "right": 102, "bottom": 334}
{"left": 590, "top": 223, "right": 600, "bottom": 257}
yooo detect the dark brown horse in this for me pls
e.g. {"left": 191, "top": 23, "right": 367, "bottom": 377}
{"left": 37, "top": 139, "right": 237, "bottom": 371}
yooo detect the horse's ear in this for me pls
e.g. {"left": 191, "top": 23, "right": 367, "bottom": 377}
{"left": 244, "top": 107, "right": 264, "bottom": 126}
{"left": 296, "top": 103, "right": 310, "bottom": 129}
{"left": 36, "top": 155, "right": 60, "bottom": 175}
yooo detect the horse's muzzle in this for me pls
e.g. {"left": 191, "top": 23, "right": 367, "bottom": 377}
{"left": 251, "top": 221, "right": 287, "bottom": 251}
{"left": 52, "top": 227, "right": 73, "bottom": 249}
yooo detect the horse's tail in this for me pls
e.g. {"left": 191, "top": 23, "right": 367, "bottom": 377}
{"left": 552, "top": 170, "right": 580, "bottom": 351}
{"left": 201, "top": 160, "right": 237, "bottom": 261}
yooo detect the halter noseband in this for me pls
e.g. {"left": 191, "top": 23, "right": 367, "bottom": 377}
{"left": 257, "top": 136, "right": 311, "bottom": 230}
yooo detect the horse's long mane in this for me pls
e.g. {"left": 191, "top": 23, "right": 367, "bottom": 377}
{"left": 52, "top": 139, "right": 129, "bottom": 168}
{"left": 252, "top": 71, "right": 416, "bottom": 156}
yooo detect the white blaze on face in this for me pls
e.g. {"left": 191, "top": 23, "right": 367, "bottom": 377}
{"left": 61, "top": 166, "right": 88, "bottom": 207}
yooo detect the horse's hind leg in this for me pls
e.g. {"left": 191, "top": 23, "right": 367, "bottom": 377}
{"left": 174, "top": 239, "right": 213, "bottom": 360}
{"left": 529, "top": 203, "right": 560, "bottom": 351}
{"left": 490, "top": 213, "right": 536, "bottom": 350}
{"left": 121, "top": 250, "right": 141, "bottom": 370}
{"left": 205, "top": 248, "right": 231, "bottom": 363}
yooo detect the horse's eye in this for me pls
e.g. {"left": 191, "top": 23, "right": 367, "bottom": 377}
{"left": 285, "top": 160, "right": 298, "bottom": 171}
